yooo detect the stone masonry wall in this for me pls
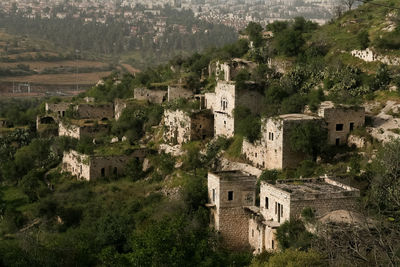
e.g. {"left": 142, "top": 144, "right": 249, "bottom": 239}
{"left": 260, "top": 182, "right": 291, "bottom": 223}
{"left": 167, "top": 85, "right": 194, "bottom": 102}
{"left": 46, "top": 102, "right": 71, "bottom": 117}
{"left": 219, "top": 207, "right": 251, "bottom": 250}
{"left": 134, "top": 87, "right": 167, "bottom": 104}
{"left": 163, "top": 110, "right": 191, "bottom": 145}
{"left": 264, "top": 118, "right": 284, "bottom": 169}
{"left": 59, "top": 122, "right": 80, "bottom": 139}
{"left": 114, "top": 99, "right": 127, "bottom": 120}
{"left": 190, "top": 111, "right": 214, "bottom": 141}
{"left": 214, "top": 112, "right": 234, "bottom": 138}
{"left": 62, "top": 150, "right": 91, "bottom": 180}
{"left": 242, "top": 139, "right": 268, "bottom": 169}
{"left": 290, "top": 197, "right": 359, "bottom": 218}
{"left": 318, "top": 104, "right": 365, "bottom": 145}
{"left": 75, "top": 103, "right": 114, "bottom": 119}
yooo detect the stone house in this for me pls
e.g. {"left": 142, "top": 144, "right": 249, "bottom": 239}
{"left": 206, "top": 81, "right": 263, "bottom": 138}
{"left": 167, "top": 85, "right": 194, "bottom": 102}
{"left": 317, "top": 101, "right": 365, "bottom": 146}
{"left": 62, "top": 148, "right": 147, "bottom": 181}
{"left": 45, "top": 102, "right": 71, "bottom": 118}
{"left": 58, "top": 119, "right": 109, "bottom": 140}
{"left": 243, "top": 114, "right": 322, "bottom": 170}
{"left": 247, "top": 177, "right": 360, "bottom": 253}
{"left": 163, "top": 109, "right": 214, "bottom": 145}
{"left": 134, "top": 87, "right": 167, "bottom": 104}
{"left": 207, "top": 170, "right": 257, "bottom": 250}
{"left": 207, "top": 173, "right": 360, "bottom": 253}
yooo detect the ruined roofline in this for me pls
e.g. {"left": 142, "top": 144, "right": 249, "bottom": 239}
{"left": 209, "top": 170, "right": 256, "bottom": 180}
{"left": 275, "top": 113, "right": 321, "bottom": 121}
{"left": 318, "top": 101, "right": 364, "bottom": 111}
{"left": 261, "top": 176, "right": 360, "bottom": 197}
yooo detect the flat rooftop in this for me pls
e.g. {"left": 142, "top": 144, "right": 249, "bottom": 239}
{"left": 267, "top": 177, "right": 359, "bottom": 195}
{"left": 210, "top": 170, "right": 256, "bottom": 180}
{"left": 279, "top": 113, "right": 319, "bottom": 121}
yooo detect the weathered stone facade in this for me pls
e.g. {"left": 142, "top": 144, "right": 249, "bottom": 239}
{"left": 214, "top": 58, "right": 257, "bottom": 82}
{"left": 134, "top": 87, "right": 167, "bottom": 104}
{"left": 163, "top": 109, "right": 214, "bottom": 145}
{"left": 62, "top": 149, "right": 147, "bottom": 181}
{"left": 167, "top": 85, "right": 194, "bottom": 102}
{"left": 74, "top": 103, "right": 114, "bottom": 120}
{"left": 58, "top": 120, "right": 109, "bottom": 140}
{"left": 208, "top": 175, "right": 360, "bottom": 253}
{"left": 207, "top": 170, "right": 257, "bottom": 250}
{"left": 45, "top": 102, "right": 71, "bottom": 117}
{"left": 318, "top": 101, "right": 365, "bottom": 145}
{"left": 242, "top": 114, "right": 321, "bottom": 170}
{"left": 114, "top": 99, "right": 128, "bottom": 121}
{"left": 207, "top": 81, "right": 263, "bottom": 137}
{"left": 351, "top": 48, "right": 400, "bottom": 65}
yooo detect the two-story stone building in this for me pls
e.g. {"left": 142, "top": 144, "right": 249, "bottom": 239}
{"left": 207, "top": 171, "right": 360, "bottom": 253}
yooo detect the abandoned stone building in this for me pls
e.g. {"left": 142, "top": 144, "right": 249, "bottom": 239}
{"left": 213, "top": 58, "right": 257, "bottom": 82}
{"left": 247, "top": 177, "right": 360, "bottom": 253}
{"left": 167, "top": 85, "right": 194, "bottom": 102}
{"left": 207, "top": 170, "right": 257, "bottom": 250}
{"left": 134, "top": 87, "right": 167, "bottom": 104}
{"left": 58, "top": 120, "right": 109, "bottom": 140}
{"left": 207, "top": 171, "right": 360, "bottom": 253}
{"left": 163, "top": 109, "right": 214, "bottom": 145}
{"left": 62, "top": 148, "right": 148, "bottom": 181}
{"left": 205, "top": 81, "right": 263, "bottom": 137}
{"left": 45, "top": 102, "right": 72, "bottom": 118}
{"left": 317, "top": 101, "right": 365, "bottom": 146}
{"left": 243, "top": 114, "right": 322, "bottom": 170}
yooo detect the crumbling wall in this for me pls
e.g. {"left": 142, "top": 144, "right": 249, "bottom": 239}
{"left": 163, "top": 110, "right": 191, "bottom": 145}
{"left": 190, "top": 111, "right": 214, "bottom": 141}
{"left": 59, "top": 122, "right": 80, "bottom": 139}
{"left": 167, "top": 85, "right": 194, "bottom": 101}
{"left": 46, "top": 102, "right": 71, "bottom": 117}
{"left": 74, "top": 103, "right": 114, "bottom": 119}
{"left": 114, "top": 99, "right": 128, "bottom": 120}
{"left": 62, "top": 150, "right": 91, "bottom": 180}
{"left": 134, "top": 87, "right": 167, "bottom": 104}
{"left": 318, "top": 102, "right": 365, "bottom": 145}
{"left": 242, "top": 139, "right": 268, "bottom": 169}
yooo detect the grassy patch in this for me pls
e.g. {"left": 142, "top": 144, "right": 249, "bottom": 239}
{"left": 225, "top": 135, "right": 243, "bottom": 159}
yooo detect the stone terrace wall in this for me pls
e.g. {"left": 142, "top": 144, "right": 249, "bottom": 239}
{"left": 134, "top": 87, "right": 167, "bottom": 104}
{"left": 167, "top": 85, "right": 194, "bottom": 102}
{"left": 75, "top": 103, "right": 114, "bottom": 119}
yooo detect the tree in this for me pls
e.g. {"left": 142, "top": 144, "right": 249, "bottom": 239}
{"left": 289, "top": 121, "right": 327, "bottom": 160}
{"left": 245, "top": 22, "right": 263, "bottom": 48}
{"left": 357, "top": 30, "right": 370, "bottom": 49}
{"left": 369, "top": 139, "right": 400, "bottom": 218}
{"left": 341, "top": 0, "right": 356, "bottom": 10}
{"left": 275, "top": 219, "right": 314, "bottom": 250}
{"left": 266, "top": 249, "right": 323, "bottom": 267}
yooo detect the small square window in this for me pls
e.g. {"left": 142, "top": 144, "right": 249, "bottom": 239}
{"left": 336, "top": 124, "right": 344, "bottom": 131}
{"left": 228, "top": 191, "right": 234, "bottom": 201}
